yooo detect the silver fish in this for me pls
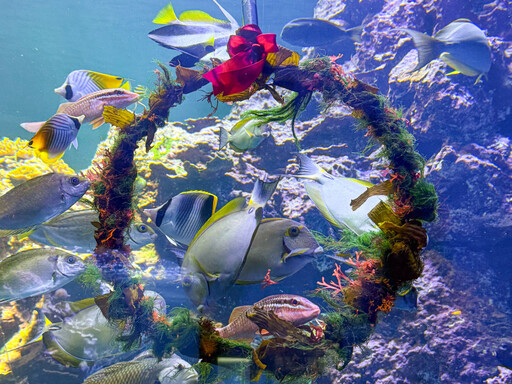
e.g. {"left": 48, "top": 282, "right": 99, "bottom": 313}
{"left": 181, "top": 178, "right": 279, "bottom": 309}
{"left": 219, "top": 118, "right": 271, "bottom": 152}
{"left": 236, "top": 218, "right": 323, "bottom": 284}
{"left": 21, "top": 88, "right": 140, "bottom": 132}
{"left": 143, "top": 191, "right": 217, "bottom": 247}
{"left": 55, "top": 70, "right": 131, "bottom": 102}
{"left": 280, "top": 18, "right": 361, "bottom": 47}
{"left": 402, "top": 19, "right": 491, "bottom": 81}
{"left": 29, "top": 209, "right": 156, "bottom": 253}
{"left": 0, "top": 173, "right": 90, "bottom": 237}
{"left": 0, "top": 249, "right": 85, "bottom": 303}
{"left": 216, "top": 294, "right": 320, "bottom": 340}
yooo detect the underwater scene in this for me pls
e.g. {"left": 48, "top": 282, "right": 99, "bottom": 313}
{"left": 0, "top": 0, "right": 511, "bottom": 383}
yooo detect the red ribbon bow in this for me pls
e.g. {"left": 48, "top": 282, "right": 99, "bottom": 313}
{"left": 203, "top": 24, "right": 278, "bottom": 96}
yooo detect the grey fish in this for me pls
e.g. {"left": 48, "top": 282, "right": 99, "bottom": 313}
{"left": 29, "top": 209, "right": 156, "bottom": 253}
{"left": 181, "top": 178, "right": 279, "bottom": 309}
{"left": 82, "top": 351, "right": 198, "bottom": 384}
{"left": 143, "top": 191, "right": 217, "bottom": 247}
{"left": 0, "top": 249, "right": 85, "bottom": 303}
{"left": 148, "top": 0, "right": 238, "bottom": 62}
{"left": 280, "top": 18, "right": 362, "bottom": 47}
{"left": 236, "top": 218, "right": 323, "bottom": 284}
{"left": 0, "top": 173, "right": 90, "bottom": 237}
{"left": 216, "top": 294, "right": 320, "bottom": 340}
{"left": 219, "top": 118, "right": 271, "bottom": 152}
{"left": 402, "top": 19, "right": 491, "bottom": 81}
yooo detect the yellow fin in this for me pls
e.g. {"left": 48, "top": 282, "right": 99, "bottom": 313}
{"left": 231, "top": 117, "right": 252, "bottom": 133}
{"left": 68, "top": 297, "right": 97, "bottom": 313}
{"left": 346, "top": 177, "right": 375, "bottom": 188}
{"left": 103, "top": 105, "right": 135, "bottom": 129}
{"left": 445, "top": 70, "right": 461, "bottom": 76}
{"left": 153, "top": 2, "right": 179, "bottom": 24}
{"left": 228, "top": 305, "right": 251, "bottom": 323}
{"left": 120, "top": 80, "right": 131, "bottom": 91}
{"left": 90, "top": 116, "right": 105, "bottom": 129}
{"left": 179, "top": 10, "right": 226, "bottom": 24}
{"left": 205, "top": 35, "right": 215, "bottom": 47}
{"left": 181, "top": 190, "right": 218, "bottom": 214}
{"left": 86, "top": 71, "right": 126, "bottom": 90}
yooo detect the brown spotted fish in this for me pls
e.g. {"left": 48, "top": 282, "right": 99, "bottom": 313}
{"left": 216, "top": 294, "right": 320, "bottom": 340}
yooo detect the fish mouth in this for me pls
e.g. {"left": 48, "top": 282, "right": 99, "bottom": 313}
{"left": 314, "top": 246, "right": 323, "bottom": 254}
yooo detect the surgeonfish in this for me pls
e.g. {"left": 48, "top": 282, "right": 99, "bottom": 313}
{"left": 291, "top": 153, "right": 387, "bottom": 235}
{"left": 0, "top": 173, "right": 90, "bottom": 237}
{"left": 393, "top": 286, "right": 419, "bottom": 313}
{"left": 236, "top": 218, "right": 323, "bottom": 284}
{"left": 0, "top": 249, "right": 85, "bottom": 303}
{"left": 29, "top": 209, "right": 156, "bottom": 253}
{"left": 27, "top": 113, "right": 83, "bottom": 164}
{"left": 55, "top": 70, "right": 131, "bottom": 102}
{"left": 402, "top": 19, "right": 491, "bottom": 82}
{"left": 143, "top": 191, "right": 217, "bottom": 247}
{"left": 216, "top": 294, "right": 320, "bottom": 340}
{"left": 181, "top": 178, "right": 280, "bottom": 309}
{"left": 148, "top": 0, "right": 238, "bottom": 63}
{"left": 82, "top": 350, "right": 199, "bottom": 384}
{"left": 20, "top": 88, "right": 140, "bottom": 132}
{"left": 219, "top": 118, "right": 271, "bottom": 152}
{"left": 280, "top": 18, "right": 362, "bottom": 47}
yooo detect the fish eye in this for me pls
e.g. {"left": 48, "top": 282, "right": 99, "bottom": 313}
{"left": 291, "top": 299, "right": 299, "bottom": 306}
{"left": 137, "top": 224, "right": 147, "bottom": 232}
{"left": 69, "top": 176, "right": 80, "bottom": 186}
{"left": 66, "top": 256, "right": 76, "bottom": 264}
{"left": 288, "top": 226, "right": 300, "bottom": 237}
{"left": 183, "top": 276, "right": 192, "bottom": 286}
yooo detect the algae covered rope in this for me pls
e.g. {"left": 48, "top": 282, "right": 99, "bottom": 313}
{"left": 92, "top": 63, "right": 183, "bottom": 284}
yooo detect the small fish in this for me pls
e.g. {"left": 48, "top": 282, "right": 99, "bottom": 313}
{"left": 236, "top": 218, "right": 323, "bottom": 284}
{"left": 393, "top": 286, "right": 419, "bottom": 312}
{"left": 30, "top": 209, "right": 156, "bottom": 253}
{"left": 21, "top": 88, "right": 140, "bottom": 132}
{"left": 55, "top": 70, "right": 131, "bottom": 102}
{"left": 291, "top": 153, "right": 387, "bottom": 235}
{"left": 0, "top": 249, "right": 85, "bottom": 303}
{"left": 0, "top": 173, "right": 90, "bottom": 237}
{"left": 219, "top": 118, "right": 271, "bottom": 152}
{"left": 143, "top": 191, "right": 217, "bottom": 247}
{"left": 402, "top": 19, "right": 491, "bottom": 82}
{"left": 148, "top": 0, "right": 238, "bottom": 62}
{"left": 27, "top": 113, "right": 84, "bottom": 164}
{"left": 216, "top": 294, "right": 320, "bottom": 340}
{"left": 82, "top": 351, "right": 198, "bottom": 384}
{"left": 280, "top": 18, "right": 362, "bottom": 47}
{"left": 181, "top": 178, "right": 280, "bottom": 309}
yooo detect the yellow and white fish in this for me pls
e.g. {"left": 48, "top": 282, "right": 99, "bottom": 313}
{"left": 55, "top": 70, "right": 131, "bottom": 102}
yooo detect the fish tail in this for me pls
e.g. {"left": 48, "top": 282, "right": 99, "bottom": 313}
{"left": 249, "top": 177, "right": 280, "bottom": 208}
{"left": 294, "top": 153, "right": 330, "bottom": 182}
{"left": 402, "top": 29, "right": 439, "bottom": 71}
{"left": 219, "top": 127, "right": 229, "bottom": 150}
{"left": 346, "top": 25, "right": 363, "bottom": 43}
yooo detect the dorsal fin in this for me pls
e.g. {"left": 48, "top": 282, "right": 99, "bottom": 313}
{"left": 179, "top": 10, "right": 227, "bottom": 24}
{"left": 153, "top": 2, "right": 180, "bottom": 24}
{"left": 228, "top": 305, "right": 252, "bottom": 323}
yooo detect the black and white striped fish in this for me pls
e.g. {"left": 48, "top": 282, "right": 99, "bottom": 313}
{"left": 143, "top": 191, "right": 217, "bottom": 246}
{"left": 54, "top": 69, "right": 131, "bottom": 102}
{"left": 28, "top": 113, "right": 83, "bottom": 164}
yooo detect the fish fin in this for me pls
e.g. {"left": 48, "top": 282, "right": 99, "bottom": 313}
{"left": 282, "top": 248, "right": 309, "bottom": 262}
{"left": 71, "top": 138, "right": 78, "bottom": 149}
{"left": 153, "top": 1, "right": 180, "bottom": 24}
{"left": 42, "top": 331, "right": 83, "bottom": 368}
{"left": 86, "top": 71, "right": 126, "bottom": 90}
{"left": 211, "top": 0, "right": 238, "bottom": 27}
{"left": 0, "top": 226, "right": 37, "bottom": 238}
{"left": 474, "top": 73, "right": 485, "bottom": 84}
{"left": 20, "top": 121, "right": 45, "bottom": 133}
{"left": 402, "top": 28, "right": 439, "bottom": 71}
{"left": 231, "top": 117, "right": 252, "bottom": 133}
{"left": 295, "top": 153, "right": 332, "bottom": 182}
{"left": 305, "top": 183, "right": 346, "bottom": 230}
{"left": 228, "top": 305, "right": 252, "bottom": 323}
{"left": 67, "top": 297, "right": 97, "bottom": 313}
{"left": 445, "top": 70, "right": 461, "bottom": 76}
{"left": 244, "top": 128, "right": 254, "bottom": 138}
{"left": 248, "top": 177, "right": 280, "bottom": 208}
{"left": 14, "top": 227, "right": 37, "bottom": 240}
{"left": 90, "top": 116, "right": 105, "bottom": 129}
{"left": 346, "top": 25, "right": 363, "bottom": 43}
{"left": 345, "top": 177, "right": 375, "bottom": 188}
{"left": 179, "top": 10, "right": 227, "bottom": 25}
{"left": 56, "top": 102, "right": 73, "bottom": 114}
{"left": 120, "top": 80, "right": 131, "bottom": 91}
{"left": 219, "top": 127, "right": 230, "bottom": 149}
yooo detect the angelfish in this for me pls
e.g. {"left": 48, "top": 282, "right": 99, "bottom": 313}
{"left": 0, "top": 173, "right": 90, "bottom": 237}
{"left": 27, "top": 113, "right": 84, "bottom": 164}
{"left": 55, "top": 70, "right": 131, "bottom": 102}
{"left": 21, "top": 88, "right": 140, "bottom": 131}
{"left": 181, "top": 178, "right": 280, "bottom": 309}
{"left": 216, "top": 294, "right": 320, "bottom": 340}
{"left": 291, "top": 153, "right": 387, "bottom": 235}
{"left": 402, "top": 19, "right": 491, "bottom": 82}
